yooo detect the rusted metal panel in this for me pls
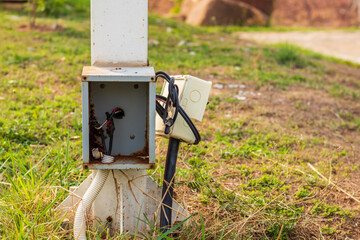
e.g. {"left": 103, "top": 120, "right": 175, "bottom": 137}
{"left": 82, "top": 67, "right": 155, "bottom": 170}
{"left": 89, "top": 82, "right": 147, "bottom": 156}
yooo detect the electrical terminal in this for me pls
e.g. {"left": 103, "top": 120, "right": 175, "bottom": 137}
{"left": 92, "top": 148, "right": 103, "bottom": 159}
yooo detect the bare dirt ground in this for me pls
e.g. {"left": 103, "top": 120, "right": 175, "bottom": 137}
{"left": 237, "top": 31, "right": 360, "bottom": 64}
{"left": 186, "top": 58, "right": 360, "bottom": 238}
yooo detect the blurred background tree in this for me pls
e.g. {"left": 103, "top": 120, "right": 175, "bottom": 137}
{"left": 26, "top": 0, "right": 89, "bottom": 28}
{"left": 27, "top": 0, "right": 38, "bottom": 28}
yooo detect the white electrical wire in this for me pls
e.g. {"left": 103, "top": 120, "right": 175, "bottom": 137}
{"left": 73, "top": 170, "right": 110, "bottom": 240}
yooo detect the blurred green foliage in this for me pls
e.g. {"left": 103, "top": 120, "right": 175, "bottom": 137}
{"left": 26, "top": 0, "right": 89, "bottom": 27}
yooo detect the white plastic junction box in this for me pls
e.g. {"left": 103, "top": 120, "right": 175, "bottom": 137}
{"left": 156, "top": 75, "right": 212, "bottom": 144}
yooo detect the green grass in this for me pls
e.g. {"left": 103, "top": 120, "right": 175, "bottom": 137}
{"left": 0, "top": 9, "right": 360, "bottom": 240}
{"left": 264, "top": 44, "right": 309, "bottom": 68}
{"left": 267, "top": 43, "right": 360, "bottom": 68}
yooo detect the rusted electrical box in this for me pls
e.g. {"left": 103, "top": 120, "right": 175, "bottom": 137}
{"left": 81, "top": 66, "right": 155, "bottom": 170}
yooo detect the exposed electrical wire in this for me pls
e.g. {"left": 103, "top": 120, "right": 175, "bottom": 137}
{"left": 155, "top": 71, "right": 201, "bottom": 145}
{"left": 105, "top": 107, "right": 124, "bottom": 155}
{"left": 91, "top": 107, "right": 125, "bottom": 156}
{"left": 155, "top": 71, "right": 179, "bottom": 135}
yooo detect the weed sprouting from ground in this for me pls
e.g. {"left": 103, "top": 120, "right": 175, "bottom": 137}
{"left": 266, "top": 44, "right": 309, "bottom": 68}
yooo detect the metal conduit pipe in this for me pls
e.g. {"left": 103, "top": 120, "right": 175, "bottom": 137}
{"left": 74, "top": 169, "right": 110, "bottom": 240}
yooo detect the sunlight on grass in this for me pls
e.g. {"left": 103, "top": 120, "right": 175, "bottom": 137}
{"left": 0, "top": 9, "right": 360, "bottom": 240}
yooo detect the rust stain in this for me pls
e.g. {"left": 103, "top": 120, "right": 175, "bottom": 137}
{"left": 128, "top": 145, "right": 148, "bottom": 157}
{"left": 89, "top": 95, "right": 106, "bottom": 159}
{"left": 88, "top": 156, "right": 149, "bottom": 165}
{"left": 86, "top": 79, "right": 153, "bottom": 168}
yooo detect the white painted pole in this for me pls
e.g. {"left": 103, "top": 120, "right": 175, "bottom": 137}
{"left": 91, "top": 0, "right": 148, "bottom": 67}
{"left": 89, "top": 0, "right": 152, "bottom": 235}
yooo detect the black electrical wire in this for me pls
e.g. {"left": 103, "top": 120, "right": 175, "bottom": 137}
{"left": 160, "top": 137, "right": 180, "bottom": 233}
{"left": 155, "top": 71, "right": 180, "bottom": 135}
{"left": 155, "top": 71, "right": 201, "bottom": 145}
{"left": 105, "top": 112, "right": 115, "bottom": 155}
{"left": 105, "top": 107, "right": 125, "bottom": 155}
{"left": 101, "top": 133, "right": 107, "bottom": 154}
{"left": 91, "top": 107, "right": 124, "bottom": 156}
{"left": 108, "top": 135, "right": 114, "bottom": 155}
{"left": 156, "top": 95, "right": 200, "bottom": 145}
{"left": 156, "top": 71, "right": 202, "bottom": 232}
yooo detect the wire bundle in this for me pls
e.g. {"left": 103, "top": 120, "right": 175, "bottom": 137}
{"left": 105, "top": 107, "right": 125, "bottom": 155}
{"left": 91, "top": 107, "right": 124, "bottom": 156}
{"left": 155, "top": 71, "right": 201, "bottom": 145}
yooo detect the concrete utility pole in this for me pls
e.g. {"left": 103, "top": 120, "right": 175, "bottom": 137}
{"left": 58, "top": 0, "right": 187, "bottom": 238}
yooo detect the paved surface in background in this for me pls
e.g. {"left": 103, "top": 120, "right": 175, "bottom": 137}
{"left": 237, "top": 31, "right": 360, "bottom": 64}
